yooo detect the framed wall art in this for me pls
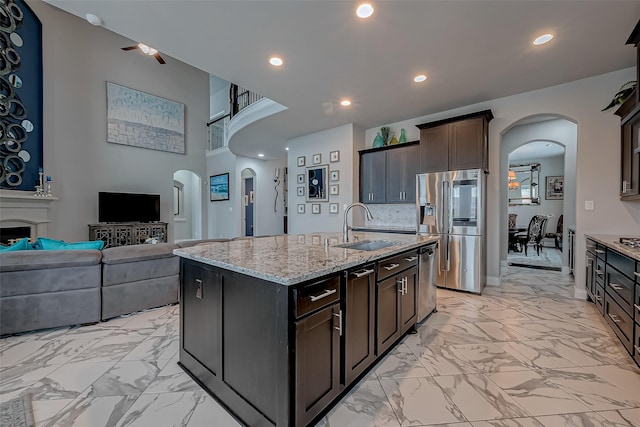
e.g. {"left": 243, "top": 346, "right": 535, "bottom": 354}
{"left": 297, "top": 174, "right": 305, "bottom": 184}
{"left": 330, "top": 184, "right": 339, "bottom": 195}
{"left": 330, "top": 150, "right": 340, "bottom": 162}
{"left": 329, "top": 203, "right": 339, "bottom": 214}
{"left": 331, "top": 170, "right": 339, "bottom": 181}
{"left": 297, "top": 204, "right": 305, "bottom": 214}
{"left": 312, "top": 153, "right": 321, "bottom": 164}
{"left": 107, "top": 82, "right": 185, "bottom": 154}
{"left": 306, "top": 165, "right": 328, "bottom": 202}
{"left": 545, "top": 176, "right": 564, "bottom": 200}
{"left": 210, "top": 173, "right": 230, "bottom": 201}
{"left": 297, "top": 156, "right": 305, "bottom": 167}
{"left": 296, "top": 186, "right": 305, "bottom": 196}
{"left": 311, "top": 204, "right": 321, "bottom": 214}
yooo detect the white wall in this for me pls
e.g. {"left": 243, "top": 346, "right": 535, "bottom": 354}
{"left": 173, "top": 171, "right": 192, "bottom": 241}
{"left": 206, "top": 148, "right": 285, "bottom": 238}
{"left": 32, "top": 1, "right": 209, "bottom": 242}
{"left": 365, "top": 68, "right": 640, "bottom": 296}
{"left": 287, "top": 124, "right": 359, "bottom": 234}
{"left": 210, "top": 84, "right": 230, "bottom": 118}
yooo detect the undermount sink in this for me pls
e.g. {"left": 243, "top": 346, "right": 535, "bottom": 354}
{"left": 334, "top": 240, "right": 396, "bottom": 251}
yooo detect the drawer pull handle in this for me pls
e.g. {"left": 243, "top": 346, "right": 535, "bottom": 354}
{"left": 595, "top": 296, "right": 603, "bottom": 301}
{"left": 608, "top": 313, "right": 621, "bottom": 324}
{"left": 586, "top": 256, "right": 593, "bottom": 262}
{"left": 404, "top": 256, "right": 418, "bottom": 262}
{"left": 635, "top": 345, "right": 640, "bottom": 355}
{"left": 610, "top": 283, "right": 623, "bottom": 291}
{"left": 634, "top": 304, "right": 640, "bottom": 313}
{"left": 352, "top": 268, "right": 375, "bottom": 278}
{"left": 595, "top": 270, "right": 603, "bottom": 276}
{"left": 309, "top": 288, "right": 337, "bottom": 302}
{"left": 634, "top": 272, "right": 640, "bottom": 278}
{"left": 383, "top": 263, "right": 400, "bottom": 271}
{"left": 333, "top": 310, "right": 343, "bottom": 336}
{"left": 195, "top": 279, "right": 203, "bottom": 299}
{"left": 595, "top": 249, "right": 606, "bottom": 254}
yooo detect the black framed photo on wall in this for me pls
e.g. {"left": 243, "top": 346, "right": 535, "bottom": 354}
{"left": 210, "top": 173, "right": 230, "bottom": 201}
{"left": 545, "top": 176, "right": 564, "bottom": 200}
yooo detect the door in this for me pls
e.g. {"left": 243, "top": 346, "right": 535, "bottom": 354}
{"left": 446, "top": 234, "right": 483, "bottom": 292}
{"left": 295, "top": 303, "right": 341, "bottom": 427}
{"left": 345, "top": 266, "right": 375, "bottom": 384}
{"left": 244, "top": 177, "right": 254, "bottom": 236}
{"left": 360, "top": 151, "right": 386, "bottom": 203}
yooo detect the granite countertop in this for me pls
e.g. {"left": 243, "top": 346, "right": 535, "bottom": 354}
{"left": 174, "top": 232, "right": 438, "bottom": 286}
{"left": 585, "top": 234, "right": 640, "bottom": 262}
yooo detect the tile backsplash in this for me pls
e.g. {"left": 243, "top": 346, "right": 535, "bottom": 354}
{"left": 365, "top": 204, "right": 416, "bottom": 229}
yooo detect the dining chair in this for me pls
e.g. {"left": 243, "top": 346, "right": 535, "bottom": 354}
{"left": 514, "top": 215, "right": 549, "bottom": 256}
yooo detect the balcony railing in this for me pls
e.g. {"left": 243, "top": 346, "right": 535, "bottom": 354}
{"left": 230, "top": 84, "right": 264, "bottom": 118}
{"left": 207, "top": 114, "right": 229, "bottom": 151}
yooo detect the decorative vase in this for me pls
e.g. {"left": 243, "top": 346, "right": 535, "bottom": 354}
{"left": 389, "top": 133, "right": 399, "bottom": 145}
{"left": 380, "top": 126, "right": 390, "bottom": 145}
{"left": 399, "top": 128, "right": 407, "bottom": 143}
{"left": 373, "top": 132, "right": 384, "bottom": 148}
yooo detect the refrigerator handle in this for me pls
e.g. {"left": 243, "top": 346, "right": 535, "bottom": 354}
{"left": 445, "top": 235, "right": 451, "bottom": 272}
{"left": 446, "top": 180, "right": 453, "bottom": 234}
{"left": 442, "top": 180, "right": 448, "bottom": 233}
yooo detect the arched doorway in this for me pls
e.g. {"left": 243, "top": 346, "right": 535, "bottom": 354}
{"left": 499, "top": 116, "right": 577, "bottom": 276}
{"left": 173, "top": 170, "right": 203, "bottom": 242}
{"left": 241, "top": 168, "right": 256, "bottom": 237}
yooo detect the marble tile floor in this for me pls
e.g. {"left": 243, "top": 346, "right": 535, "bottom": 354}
{"left": 507, "top": 246, "right": 563, "bottom": 270}
{"left": 1, "top": 267, "right": 640, "bottom": 427}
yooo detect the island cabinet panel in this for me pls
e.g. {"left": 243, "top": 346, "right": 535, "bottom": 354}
{"left": 376, "top": 275, "right": 402, "bottom": 355}
{"left": 181, "top": 262, "right": 222, "bottom": 376}
{"left": 344, "top": 265, "right": 376, "bottom": 385}
{"left": 400, "top": 266, "right": 418, "bottom": 333}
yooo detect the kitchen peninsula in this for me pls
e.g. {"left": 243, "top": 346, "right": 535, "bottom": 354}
{"left": 174, "top": 232, "right": 438, "bottom": 427}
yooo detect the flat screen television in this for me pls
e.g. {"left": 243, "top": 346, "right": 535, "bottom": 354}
{"left": 99, "top": 192, "right": 160, "bottom": 223}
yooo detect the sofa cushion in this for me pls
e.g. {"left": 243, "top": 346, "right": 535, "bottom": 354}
{"left": 101, "top": 243, "right": 178, "bottom": 264}
{"left": 0, "top": 250, "right": 102, "bottom": 272}
{"left": 0, "top": 238, "right": 32, "bottom": 252}
{"left": 0, "top": 265, "right": 101, "bottom": 297}
{"left": 101, "top": 275, "right": 178, "bottom": 320}
{"left": 35, "top": 237, "right": 105, "bottom": 251}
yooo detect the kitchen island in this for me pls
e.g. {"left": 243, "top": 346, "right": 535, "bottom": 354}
{"left": 174, "top": 232, "right": 438, "bottom": 427}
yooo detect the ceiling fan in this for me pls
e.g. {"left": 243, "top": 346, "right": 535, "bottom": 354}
{"left": 121, "top": 43, "right": 166, "bottom": 64}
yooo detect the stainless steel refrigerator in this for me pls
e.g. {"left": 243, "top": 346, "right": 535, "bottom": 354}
{"left": 416, "top": 169, "right": 486, "bottom": 293}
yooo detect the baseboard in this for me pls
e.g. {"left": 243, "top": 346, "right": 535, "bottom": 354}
{"left": 486, "top": 276, "right": 500, "bottom": 286}
{"left": 561, "top": 266, "right": 571, "bottom": 275}
{"left": 574, "top": 287, "right": 587, "bottom": 300}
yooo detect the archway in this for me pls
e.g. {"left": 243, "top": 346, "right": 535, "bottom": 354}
{"left": 172, "top": 170, "right": 203, "bottom": 242}
{"left": 499, "top": 116, "right": 577, "bottom": 276}
{"left": 241, "top": 168, "right": 257, "bottom": 237}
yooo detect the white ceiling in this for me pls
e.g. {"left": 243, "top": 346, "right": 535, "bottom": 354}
{"left": 509, "top": 140, "right": 565, "bottom": 163}
{"left": 44, "top": 1, "right": 640, "bottom": 160}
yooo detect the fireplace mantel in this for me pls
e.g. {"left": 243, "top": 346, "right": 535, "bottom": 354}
{"left": 0, "top": 189, "right": 58, "bottom": 240}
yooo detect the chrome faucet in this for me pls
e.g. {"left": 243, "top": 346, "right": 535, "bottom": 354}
{"left": 343, "top": 203, "right": 374, "bottom": 242}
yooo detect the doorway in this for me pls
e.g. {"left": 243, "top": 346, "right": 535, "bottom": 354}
{"left": 500, "top": 117, "right": 577, "bottom": 275}
{"left": 173, "top": 170, "right": 203, "bottom": 242}
{"left": 241, "top": 168, "right": 256, "bottom": 237}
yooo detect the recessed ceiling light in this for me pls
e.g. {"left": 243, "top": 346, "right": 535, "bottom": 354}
{"left": 533, "top": 34, "right": 554, "bottom": 45}
{"left": 85, "top": 13, "right": 103, "bottom": 26}
{"left": 356, "top": 3, "right": 374, "bottom": 19}
{"left": 269, "top": 57, "right": 283, "bottom": 67}
{"left": 137, "top": 43, "right": 158, "bottom": 56}
{"left": 258, "top": 153, "right": 265, "bottom": 157}
{"left": 340, "top": 99, "right": 352, "bottom": 106}
{"left": 285, "top": 147, "right": 289, "bottom": 151}
{"left": 545, "top": 143, "right": 552, "bottom": 147}
{"left": 414, "top": 74, "right": 427, "bottom": 83}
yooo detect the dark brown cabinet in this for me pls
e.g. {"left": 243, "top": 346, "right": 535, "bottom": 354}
{"left": 295, "top": 301, "right": 341, "bottom": 427}
{"left": 585, "top": 239, "right": 596, "bottom": 300}
{"left": 359, "top": 142, "right": 419, "bottom": 204}
{"left": 344, "top": 265, "right": 376, "bottom": 385}
{"left": 417, "top": 110, "right": 493, "bottom": 173}
{"left": 181, "top": 262, "right": 222, "bottom": 376}
{"left": 376, "top": 252, "right": 418, "bottom": 356}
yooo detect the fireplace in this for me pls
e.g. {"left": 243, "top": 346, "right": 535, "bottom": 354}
{"left": 0, "top": 189, "right": 58, "bottom": 242}
{"left": 0, "top": 226, "right": 31, "bottom": 245}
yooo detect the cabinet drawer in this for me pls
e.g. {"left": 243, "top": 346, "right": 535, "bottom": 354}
{"left": 586, "top": 239, "right": 597, "bottom": 255}
{"left": 595, "top": 257, "right": 606, "bottom": 287}
{"left": 607, "top": 249, "right": 635, "bottom": 280}
{"left": 604, "top": 293, "right": 633, "bottom": 353}
{"left": 295, "top": 275, "right": 341, "bottom": 319}
{"left": 377, "top": 250, "right": 419, "bottom": 282}
{"left": 635, "top": 284, "right": 640, "bottom": 324}
{"left": 606, "top": 266, "right": 634, "bottom": 314}
{"left": 594, "top": 244, "right": 607, "bottom": 260}
{"left": 594, "top": 284, "right": 605, "bottom": 315}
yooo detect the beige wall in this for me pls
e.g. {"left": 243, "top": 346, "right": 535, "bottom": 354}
{"left": 31, "top": 1, "right": 209, "bottom": 242}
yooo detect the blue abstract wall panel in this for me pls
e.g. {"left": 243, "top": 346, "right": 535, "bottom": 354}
{"left": 0, "top": 0, "right": 43, "bottom": 190}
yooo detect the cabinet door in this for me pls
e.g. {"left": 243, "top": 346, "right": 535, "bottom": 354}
{"left": 360, "top": 151, "right": 386, "bottom": 203}
{"left": 400, "top": 266, "right": 418, "bottom": 333}
{"left": 420, "top": 125, "right": 449, "bottom": 173}
{"left": 621, "top": 113, "right": 640, "bottom": 199}
{"left": 449, "top": 117, "right": 486, "bottom": 171}
{"left": 386, "top": 145, "right": 419, "bottom": 203}
{"left": 376, "top": 275, "right": 401, "bottom": 355}
{"left": 586, "top": 250, "right": 595, "bottom": 300}
{"left": 345, "top": 267, "right": 375, "bottom": 385}
{"left": 181, "top": 261, "right": 222, "bottom": 376}
{"left": 295, "top": 303, "right": 341, "bottom": 427}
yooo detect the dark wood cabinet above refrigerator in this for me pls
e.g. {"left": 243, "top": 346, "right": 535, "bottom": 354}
{"left": 416, "top": 109, "right": 493, "bottom": 173}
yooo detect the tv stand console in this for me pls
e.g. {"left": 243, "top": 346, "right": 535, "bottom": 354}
{"left": 88, "top": 222, "right": 168, "bottom": 248}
